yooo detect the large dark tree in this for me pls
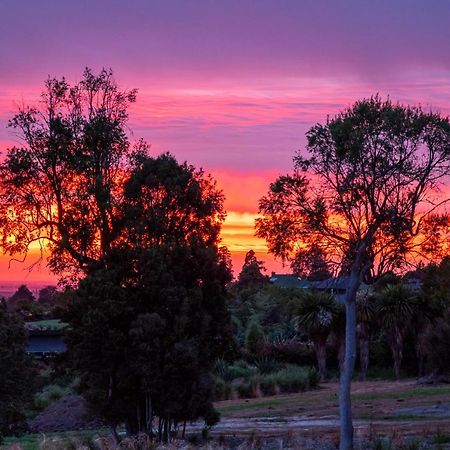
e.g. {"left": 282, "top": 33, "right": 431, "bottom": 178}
{"left": 0, "top": 68, "right": 137, "bottom": 278}
{"left": 2, "top": 70, "right": 235, "bottom": 440}
{"left": 256, "top": 97, "right": 450, "bottom": 449}
{"left": 237, "top": 250, "right": 267, "bottom": 288}
{"left": 291, "top": 244, "right": 332, "bottom": 281}
{"left": 66, "top": 153, "right": 234, "bottom": 439}
{"left": 8, "top": 284, "right": 41, "bottom": 319}
{"left": 0, "top": 302, "right": 33, "bottom": 440}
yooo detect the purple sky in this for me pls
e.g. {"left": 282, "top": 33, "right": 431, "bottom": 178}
{"left": 2, "top": 0, "right": 450, "bottom": 171}
{"left": 1, "top": 0, "right": 450, "bottom": 281}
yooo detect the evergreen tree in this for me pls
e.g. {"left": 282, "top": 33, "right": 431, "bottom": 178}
{"left": 0, "top": 302, "right": 33, "bottom": 440}
{"left": 66, "top": 154, "right": 234, "bottom": 439}
{"left": 237, "top": 250, "right": 267, "bottom": 288}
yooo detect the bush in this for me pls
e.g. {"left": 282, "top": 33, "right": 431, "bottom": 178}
{"left": 214, "top": 377, "right": 233, "bottom": 401}
{"left": 307, "top": 366, "right": 320, "bottom": 387}
{"left": 259, "top": 374, "right": 278, "bottom": 396}
{"left": 265, "top": 339, "right": 315, "bottom": 366}
{"left": 245, "top": 319, "right": 265, "bottom": 355}
{"left": 227, "top": 360, "right": 259, "bottom": 380}
{"left": 251, "top": 355, "right": 282, "bottom": 374}
{"left": 236, "top": 378, "right": 259, "bottom": 398}
{"left": 273, "top": 365, "right": 317, "bottom": 393}
{"left": 233, "top": 365, "right": 318, "bottom": 399}
{"left": 34, "top": 384, "right": 72, "bottom": 410}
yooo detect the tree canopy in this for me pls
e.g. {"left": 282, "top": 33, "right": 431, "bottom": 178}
{"left": 66, "top": 153, "right": 234, "bottom": 437}
{"left": 256, "top": 96, "right": 450, "bottom": 450}
{"left": 257, "top": 96, "right": 450, "bottom": 280}
{"left": 236, "top": 250, "right": 267, "bottom": 288}
{"left": 0, "top": 302, "right": 33, "bottom": 440}
{"left": 0, "top": 68, "right": 138, "bottom": 278}
{"left": 1, "top": 69, "right": 235, "bottom": 439}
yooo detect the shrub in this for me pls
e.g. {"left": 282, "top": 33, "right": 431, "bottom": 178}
{"left": 236, "top": 378, "right": 259, "bottom": 398}
{"left": 259, "top": 374, "right": 278, "bottom": 396}
{"left": 273, "top": 366, "right": 310, "bottom": 393}
{"left": 227, "top": 360, "right": 259, "bottom": 380}
{"left": 266, "top": 339, "right": 315, "bottom": 366}
{"left": 214, "top": 376, "right": 226, "bottom": 401}
{"left": 214, "top": 377, "right": 233, "bottom": 401}
{"left": 307, "top": 366, "right": 320, "bottom": 387}
{"left": 245, "top": 319, "right": 265, "bottom": 355}
{"left": 251, "top": 355, "right": 282, "bottom": 374}
{"left": 34, "top": 384, "right": 72, "bottom": 410}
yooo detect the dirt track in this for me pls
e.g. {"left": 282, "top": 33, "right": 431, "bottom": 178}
{"left": 206, "top": 380, "right": 450, "bottom": 439}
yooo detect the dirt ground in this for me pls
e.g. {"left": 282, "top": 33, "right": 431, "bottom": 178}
{"left": 206, "top": 380, "right": 450, "bottom": 440}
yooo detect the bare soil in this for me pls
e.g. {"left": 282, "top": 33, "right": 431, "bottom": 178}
{"left": 28, "top": 395, "right": 104, "bottom": 433}
{"left": 208, "top": 380, "right": 450, "bottom": 440}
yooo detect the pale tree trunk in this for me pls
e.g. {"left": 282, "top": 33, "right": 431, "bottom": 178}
{"left": 339, "top": 297, "right": 357, "bottom": 450}
{"left": 358, "top": 322, "right": 369, "bottom": 381}
{"left": 339, "top": 236, "right": 372, "bottom": 450}
{"left": 338, "top": 335, "right": 345, "bottom": 372}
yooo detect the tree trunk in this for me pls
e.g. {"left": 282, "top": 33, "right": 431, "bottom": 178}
{"left": 358, "top": 323, "right": 369, "bottom": 381}
{"left": 313, "top": 339, "right": 327, "bottom": 381}
{"left": 338, "top": 335, "right": 345, "bottom": 372}
{"left": 339, "top": 296, "right": 358, "bottom": 450}
{"left": 392, "top": 329, "right": 403, "bottom": 380}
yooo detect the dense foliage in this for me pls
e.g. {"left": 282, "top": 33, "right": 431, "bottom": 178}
{"left": 256, "top": 96, "right": 450, "bottom": 449}
{"left": 66, "top": 153, "right": 235, "bottom": 437}
{"left": 0, "top": 302, "right": 34, "bottom": 440}
{"left": 0, "top": 68, "right": 138, "bottom": 279}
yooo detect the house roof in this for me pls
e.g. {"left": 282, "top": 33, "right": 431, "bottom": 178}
{"left": 27, "top": 335, "right": 66, "bottom": 354}
{"left": 270, "top": 274, "right": 368, "bottom": 294}
{"left": 269, "top": 274, "right": 311, "bottom": 288}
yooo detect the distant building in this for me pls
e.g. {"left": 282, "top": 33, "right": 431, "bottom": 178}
{"left": 270, "top": 273, "right": 367, "bottom": 302}
{"left": 27, "top": 329, "right": 66, "bottom": 356}
{"left": 404, "top": 277, "right": 422, "bottom": 291}
{"left": 269, "top": 273, "right": 311, "bottom": 289}
{"left": 26, "top": 320, "right": 67, "bottom": 357}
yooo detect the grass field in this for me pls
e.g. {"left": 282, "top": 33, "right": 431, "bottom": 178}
{"left": 25, "top": 319, "right": 66, "bottom": 331}
{"left": 2, "top": 380, "right": 450, "bottom": 449}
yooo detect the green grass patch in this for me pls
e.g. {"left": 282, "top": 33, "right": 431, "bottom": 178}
{"left": 218, "top": 397, "right": 296, "bottom": 414}
{"left": 2, "top": 433, "right": 39, "bottom": 450}
{"left": 26, "top": 319, "right": 67, "bottom": 330}
{"left": 352, "top": 386, "right": 450, "bottom": 401}
{"left": 1, "top": 429, "right": 109, "bottom": 450}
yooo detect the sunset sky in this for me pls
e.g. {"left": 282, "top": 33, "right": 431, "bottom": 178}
{"left": 1, "top": 0, "right": 450, "bottom": 284}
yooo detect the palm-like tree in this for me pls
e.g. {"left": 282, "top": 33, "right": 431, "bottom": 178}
{"left": 293, "top": 291, "right": 339, "bottom": 381}
{"left": 356, "top": 286, "right": 376, "bottom": 381}
{"left": 376, "top": 284, "right": 418, "bottom": 380}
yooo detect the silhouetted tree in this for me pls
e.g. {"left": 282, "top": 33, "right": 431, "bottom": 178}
{"left": 376, "top": 284, "right": 418, "bottom": 379}
{"left": 237, "top": 250, "right": 267, "bottom": 288}
{"left": 38, "top": 285, "right": 57, "bottom": 305}
{"left": 424, "top": 308, "right": 450, "bottom": 375}
{"left": 66, "top": 154, "right": 234, "bottom": 439}
{"left": 0, "top": 68, "right": 138, "bottom": 279}
{"left": 10, "top": 285, "right": 34, "bottom": 303}
{"left": 292, "top": 291, "right": 339, "bottom": 381}
{"left": 257, "top": 97, "right": 450, "bottom": 449}
{"left": 8, "top": 285, "right": 40, "bottom": 319}
{"left": 291, "top": 244, "right": 332, "bottom": 281}
{"left": 0, "top": 302, "right": 33, "bottom": 440}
